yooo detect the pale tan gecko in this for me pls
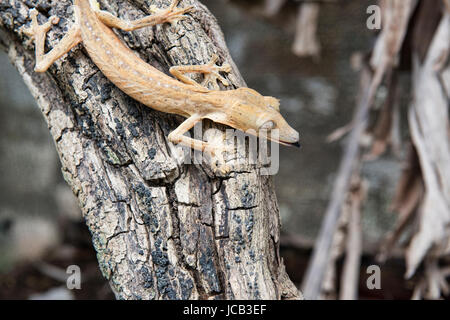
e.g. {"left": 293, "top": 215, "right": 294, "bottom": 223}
{"left": 23, "top": 0, "right": 300, "bottom": 156}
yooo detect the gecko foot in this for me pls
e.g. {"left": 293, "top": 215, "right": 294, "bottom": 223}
{"left": 203, "top": 145, "right": 232, "bottom": 175}
{"left": 23, "top": 9, "right": 59, "bottom": 40}
{"left": 170, "top": 53, "right": 232, "bottom": 90}
{"left": 150, "top": 0, "right": 194, "bottom": 26}
{"left": 211, "top": 160, "right": 231, "bottom": 176}
{"left": 201, "top": 54, "right": 232, "bottom": 90}
{"left": 204, "top": 143, "right": 233, "bottom": 175}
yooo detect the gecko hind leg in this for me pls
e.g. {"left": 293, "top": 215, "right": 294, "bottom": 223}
{"left": 94, "top": 0, "right": 193, "bottom": 31}
{"left": 169, "top": 54, "right": 232, "bottom": 90}
{"left": 23, "top": 9, "right": 81, "bottom": 72}
{"left": 150, "top": 0, "right": 194, "bottom": 25}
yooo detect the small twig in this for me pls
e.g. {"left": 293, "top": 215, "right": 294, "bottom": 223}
{"left": 34, "top": 261, "right": 69, "bottom": 283}
{"left": 339, "top": 176, "right": 365, "bottom": 300}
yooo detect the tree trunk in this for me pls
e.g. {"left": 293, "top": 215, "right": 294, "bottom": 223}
{"left": 0, "top": 0, "right": 301, "bottom": 300}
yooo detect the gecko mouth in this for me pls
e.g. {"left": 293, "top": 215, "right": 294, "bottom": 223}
{"left": 265, "top": 134, "right": 301, "bottom": 148}
{"left": 260, "top": 127, "right": 300, "bottom": 148}
{"left": 245, "top": 131, "right": 301, "bottom": 148}
{"left": 278, "top": 140, "right": 301, "bottom": 148}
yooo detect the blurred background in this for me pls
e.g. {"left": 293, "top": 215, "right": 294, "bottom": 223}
{"left": 0, "top": 0, "right": 448, "bottom": 299}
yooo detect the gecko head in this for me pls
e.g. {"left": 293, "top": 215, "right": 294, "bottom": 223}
{"left": 222, "top": 88, "right": 300, "bottom": 147}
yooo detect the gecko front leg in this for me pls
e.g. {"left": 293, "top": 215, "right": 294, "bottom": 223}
{"left": 23, "top": 9, "right": 81, "bottom": 72}
{"left": 168, "top": 115, "right": 231, "bottom": 174}
{"left": 170, "top": 54, "right": 232, "bottom": 90}
{"left": 168, "top": 114, "right": 231, "bottom": 156}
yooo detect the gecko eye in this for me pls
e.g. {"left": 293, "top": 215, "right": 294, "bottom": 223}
{"left": 260, "top": 120, "right": 276, "bottom": 131}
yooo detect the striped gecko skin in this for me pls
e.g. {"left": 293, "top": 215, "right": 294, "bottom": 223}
{"left": 24, "top": 0, "right": 300, "bottom": 155}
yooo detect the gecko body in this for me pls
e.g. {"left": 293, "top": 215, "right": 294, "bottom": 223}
{"left": 77, "top": 0, "right": 201, "bottom": 118}
{"left": 24, "top": 0, "right": 300, "bottom": 155}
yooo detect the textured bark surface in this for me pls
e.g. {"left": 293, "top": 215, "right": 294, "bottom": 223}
{"left": 0, "top": 0, "right": 301, "bottom": 300}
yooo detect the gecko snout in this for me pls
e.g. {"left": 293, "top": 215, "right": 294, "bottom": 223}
{"left": 262, "top": 112, "right": 300, "bottom": 148}
{"left": 260, "top": 118, "right": 300, "bottom": 148}
{"left": 278, "top": 126, "right": 301, "bottom": 148}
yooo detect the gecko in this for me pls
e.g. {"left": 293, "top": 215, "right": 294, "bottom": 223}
{"left": 23, "top": 0, "right": 300, "bottom": 156}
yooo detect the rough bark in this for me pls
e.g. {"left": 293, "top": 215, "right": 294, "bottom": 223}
{"left": 0, "top": 0, "right": 300, "bottom": 300}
